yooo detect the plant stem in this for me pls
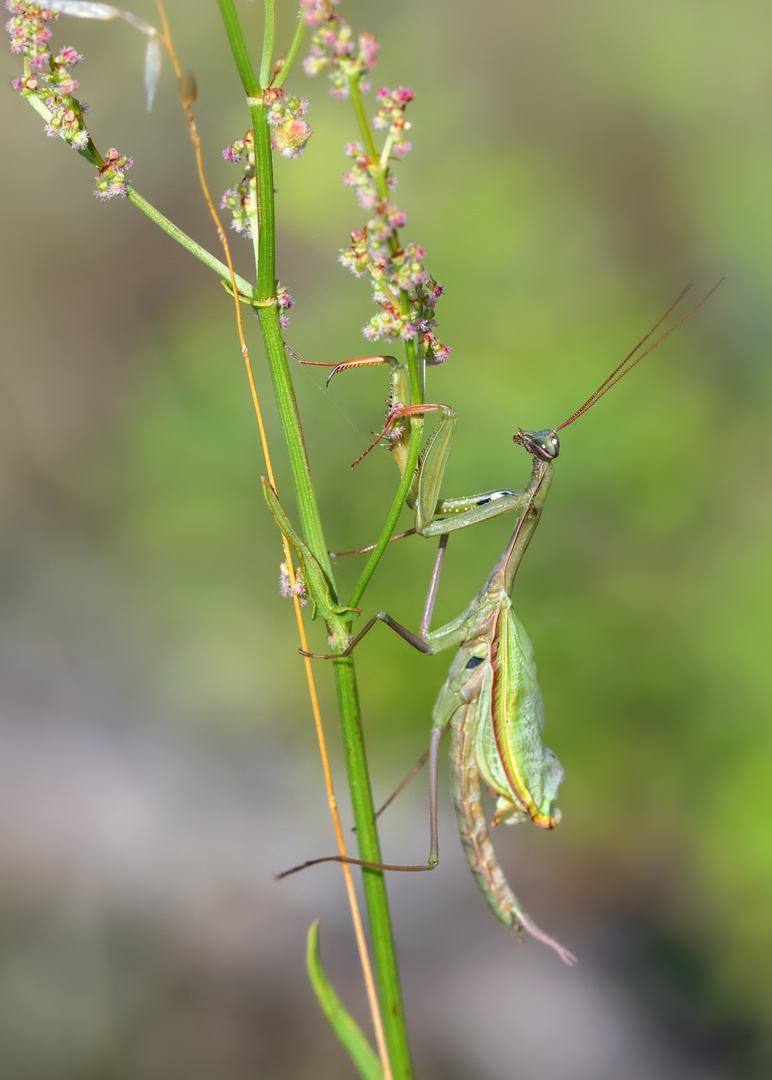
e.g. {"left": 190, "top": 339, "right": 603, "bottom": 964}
{"left": 218, "top": 5, "right": 415, "bottom": 1075}
{"left": 333, "top": 655, "right": 415, "bottom": 1080}
{"left": 350, "top": 75, "right": 379, "bottom": 162}
{"left": 218, "top": 0, "right": 260, "bottom": 93}
{"left": 273, "top": 11, "right": 306, "bottom": 89}
{"left": 249, "top": 99, "right": 333, "bottom": 579}
{"left": 125, "top": 188, "right": 257, "bottom": 300}
{"left": 349, "top": 421, "right": 423, "bottom": 609}
{"left": 259, "top": 0, "right": 276, "bottom": 89}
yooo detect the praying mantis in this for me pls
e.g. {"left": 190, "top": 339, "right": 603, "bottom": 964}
{"left": 276, "top": 284, "right": 719, "bottom": 966}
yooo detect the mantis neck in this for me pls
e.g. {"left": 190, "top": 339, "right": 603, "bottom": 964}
{"left": 493, "top": 455, "right": 555, "bottom": 597}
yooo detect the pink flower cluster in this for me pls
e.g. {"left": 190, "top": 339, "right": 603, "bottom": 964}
{"left": 338, "top": 138, "right": 449, "bottom": 363}
{"left": 263, "top": 87, "right": 312, "bottom": 160}
{"left": 220, "top": 87, "right": 312, "bottom": 236}
{"left": 221, "top": 130, "right": 255, "bottom": 236}
{"left": 299, "top": 0, "right": 338, "bottom": 27}
{"left": 7, "top": 1, "right": 90, "bottom": 149}
{"left": 6, "top": 0, "right": 54, "bottom": 69}
{"left": 94, "top": 146, "right": 133, "bottom": 200}
{"left": 275, "top": 284, "right": 294, "bottom": 330}
{"left": 301, "top": 7, "right": 449, "bottom": 361}
{"left": 279, "top": 561, "right": 308, "bottom": 604}
{"left": 7, "top": 2, "right": 132, "bottom": 197}
{"left": 301, "top": 2, "right": 379, "bottom": 99}
{"left": 373, "top": 86, "right": 414, "bottom": 158}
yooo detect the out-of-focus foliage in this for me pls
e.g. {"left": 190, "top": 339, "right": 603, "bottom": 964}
{"left": 2, "top": 0, "right": 772, "bottom": 1076}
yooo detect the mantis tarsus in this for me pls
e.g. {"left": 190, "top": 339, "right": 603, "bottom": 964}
{"left": 280, "top": 282, "right": 720, "bottom": 966}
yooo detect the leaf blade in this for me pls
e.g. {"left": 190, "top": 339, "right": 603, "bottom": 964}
{"left": 306, "top": 921, "right": 384, "bottom": 1080}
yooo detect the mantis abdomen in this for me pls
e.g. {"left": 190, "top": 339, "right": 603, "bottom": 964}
{"left": 440, "top": 606, "right": 577, "bottom": 965}
{"left": 450, "top": 700, "right": 576, "bottom": 964}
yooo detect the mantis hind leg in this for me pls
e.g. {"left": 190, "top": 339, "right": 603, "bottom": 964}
{"left": 369, "top": 719, "right": 451, "bottom": 824}
{"left": 274, "top": 723, "right": 446, "bottom": 879}
{"left": 300, "top": 530, "right": 450, "bottom": 659}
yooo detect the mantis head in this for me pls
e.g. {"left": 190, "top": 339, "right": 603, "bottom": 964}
{"left": 513, "top": 429, "right": 560, "bottom": 461}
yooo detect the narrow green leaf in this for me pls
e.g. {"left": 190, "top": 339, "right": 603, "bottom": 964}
{"left": 262, "top": 479, "right": 356, "bottom": 626}
{"left": 306, "top": 921, "right": 384, "bottom": 1080}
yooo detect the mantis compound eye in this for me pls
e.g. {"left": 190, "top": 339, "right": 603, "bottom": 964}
{"left": 513, "top": 429, "right": 560, "bottom": 461}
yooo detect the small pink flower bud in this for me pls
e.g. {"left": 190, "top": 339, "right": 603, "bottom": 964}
{"left": 279, "top": 562, "right": 308, "bottom": 604}
{"left": 271, "top": 117, "right": 312, "bottom": 159}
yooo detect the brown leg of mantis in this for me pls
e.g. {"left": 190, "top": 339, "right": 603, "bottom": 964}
{"left": 368, "top": 719, "right": 451, "bottom": 824}
{"left": 274, "top": 723, "right": 444, "bottom": 879}
{"left": 330, "top": 528, "right": 417, "bottom": 558}
{"left": 300, "top": 610, "right": 433, "bottom": 659}
{"left": 301, "top": 534, "right": 449, "bottom": 660}
{"left": 421, "top": 532, "right": 448, "bottom": 638}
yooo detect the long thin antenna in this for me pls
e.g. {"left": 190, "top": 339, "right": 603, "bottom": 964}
{"left": 552, "top": 279, "right": 723, "bottom": 435}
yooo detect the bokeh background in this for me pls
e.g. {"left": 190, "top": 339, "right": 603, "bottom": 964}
{"left": 2, "top": 1, "right": 771, "bottom": 1077}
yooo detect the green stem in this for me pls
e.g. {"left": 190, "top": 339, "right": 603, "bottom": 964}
{"left": 125, "top": 189, "right": 257, "bottom": 300}
{"left": 218, "top": 0, "right": 261, "bottom": 94}
{"left": 250, "top": 102, "right": 278, "bottom": 305}
{"left": 350, "top": 421, "right": 423, "bottom": 609}
{"left": 350, "top": 75, "right": 380, "bottom": 162}
{"left": 273, "top": 11, "right": 307, "bottom": 89}
{"left": 333, "top": 656, "right": 415, "bottom": 1080}
{"left": 348, "top": 78, "right": 393, "bottom": 230}
{"left": 220, "top": 9, "right": 416, "bottom": 1077}
{"left": 249, "top": 100, "right": 334, "bottom": 579}
{"left": 401, "top": 334, "right": 424, "bottom": 447}
{"left": 259, "top": 0, "right": 276, "bottom": 89}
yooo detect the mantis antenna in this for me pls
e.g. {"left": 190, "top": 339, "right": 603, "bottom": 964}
{"left": 552, "top": 279, "right": 724, "bottom": 436}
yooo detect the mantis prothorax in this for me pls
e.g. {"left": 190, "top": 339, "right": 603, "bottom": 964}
{"left": 279, "top": 282, "right": 720, "bottom": 966}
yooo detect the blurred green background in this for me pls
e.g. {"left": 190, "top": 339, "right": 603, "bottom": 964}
{"left": 2, "top": 1, "right": 771, "bottom": 1077}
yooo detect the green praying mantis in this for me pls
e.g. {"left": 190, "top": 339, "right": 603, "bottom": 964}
{"left": 277, "top": 283, "right": 719, "bottom": 966}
